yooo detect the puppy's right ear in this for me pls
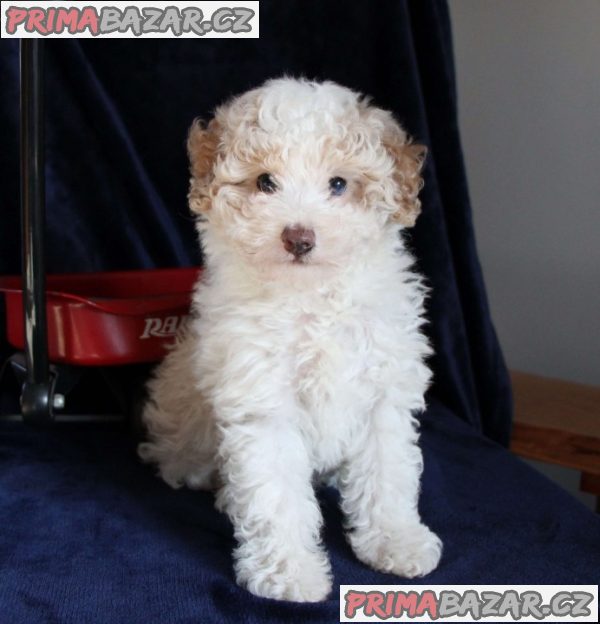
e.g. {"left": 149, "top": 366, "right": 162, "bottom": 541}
{"left": 187, "top": 118, "right": 220, "bottom": 214}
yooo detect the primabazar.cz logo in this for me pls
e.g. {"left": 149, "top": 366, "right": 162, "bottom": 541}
{"left": 340, "top": 585, "right": 599, "bottom": 623}
{"left": 1, "top": 1, "right": 259, "bottom": 38}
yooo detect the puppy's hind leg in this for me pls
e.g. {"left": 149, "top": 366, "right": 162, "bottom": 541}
{"left": 138, "top": 330, "right": 217, "bottom": 490}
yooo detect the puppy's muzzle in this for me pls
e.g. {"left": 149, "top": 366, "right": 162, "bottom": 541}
{"left": 281, "top": 226, "right": 315, "bottom": 258}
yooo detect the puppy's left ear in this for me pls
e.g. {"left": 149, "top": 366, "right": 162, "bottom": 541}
{"left": 383, "top": 124, "right": 427, "bottom": 227}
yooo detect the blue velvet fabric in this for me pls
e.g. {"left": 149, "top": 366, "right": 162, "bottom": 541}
{"left": 1, "top": 1, "right": 599, "bottom": 622}
{"left": 1, "top": 402, "right": 599, "bottom": 624}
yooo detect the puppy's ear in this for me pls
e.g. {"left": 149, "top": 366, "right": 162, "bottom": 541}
{"left": 382, "top": 122, "right": 427, "bottom": 227}
{"left": 187, "top": 118, "right": 221, "bottom": 214}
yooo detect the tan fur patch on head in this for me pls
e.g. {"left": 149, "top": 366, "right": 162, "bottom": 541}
{"left": 384, "top": 136, "right": 427, "bottom": 228}
{"left": 187, "top": 118, "right": 221, "bottom": 214}
{"left": 355, "top": 102, "right": 427, "bottom": 228}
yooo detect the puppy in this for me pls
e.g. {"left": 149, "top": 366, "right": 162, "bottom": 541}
{"left": 139, "top": 77, "right": 442, "bottom": 602}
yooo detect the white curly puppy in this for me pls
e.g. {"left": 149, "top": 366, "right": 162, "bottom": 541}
{"left": 139, "top": 77, "right": 442, "bottom": 602}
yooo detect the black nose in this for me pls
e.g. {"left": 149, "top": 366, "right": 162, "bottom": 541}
{"left": 281, "top": 226, "right": 316, "bottom": 257}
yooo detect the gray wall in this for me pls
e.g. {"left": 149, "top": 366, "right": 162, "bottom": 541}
{"left": 450, "top": 0, "right": 600, "bottom": 386}
{"left": 449, "top": 1, "right": 599, "bottom": 509}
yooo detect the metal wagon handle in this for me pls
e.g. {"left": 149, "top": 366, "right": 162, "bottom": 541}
{"left": 20, "top": 39, "right": 56, "bottom": 424}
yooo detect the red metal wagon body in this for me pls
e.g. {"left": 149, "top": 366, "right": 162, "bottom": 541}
{"left": 0, "top": 268, "right": 200, "bottom": 366}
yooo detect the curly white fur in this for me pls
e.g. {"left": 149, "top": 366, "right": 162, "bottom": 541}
{"left": 139, "top": 77, "right": 442, "bottom": 602}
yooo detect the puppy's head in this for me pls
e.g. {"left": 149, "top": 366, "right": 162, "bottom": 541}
{"left": 188, "top": 78, "right": 426, "bottom": 281}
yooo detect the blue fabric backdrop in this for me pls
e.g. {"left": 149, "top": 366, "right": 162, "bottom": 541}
{"left": 1, "top": 2, "right": 599, "bottom": 623}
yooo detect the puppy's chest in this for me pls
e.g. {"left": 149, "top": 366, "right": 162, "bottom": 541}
{"left": 292, "top": 311, "right": 367, "bottom": 395}
{"left": 289, "top": 305, "right": 383, "bottom": 433}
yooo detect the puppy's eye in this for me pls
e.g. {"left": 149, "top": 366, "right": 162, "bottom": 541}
{"left": 257, "top": 173, "right": 278, "bottom": 194}
{"left": 329, "top": 177, "right": 347, "bottom": 196}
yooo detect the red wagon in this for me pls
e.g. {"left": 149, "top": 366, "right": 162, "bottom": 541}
{"left": 0, "top": 268, "right": 199, "bottom": 367}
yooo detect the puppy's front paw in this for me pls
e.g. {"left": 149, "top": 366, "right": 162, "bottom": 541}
{"left": 350, "top": 522, "right": 442, "bottom": 578}
{"left": 234, "top": 547, "right": 332, "bottom": 602}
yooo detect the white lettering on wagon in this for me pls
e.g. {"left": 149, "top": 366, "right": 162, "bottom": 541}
{"left": 140, "top": 315, "right": 190, "bottom": 339}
